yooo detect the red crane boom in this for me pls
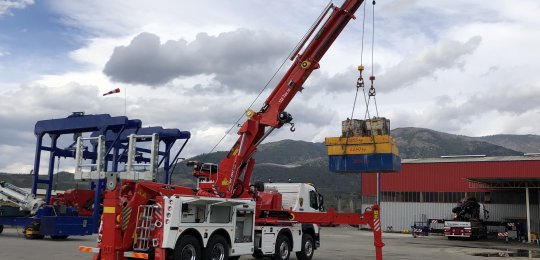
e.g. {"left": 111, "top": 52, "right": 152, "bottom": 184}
{"left": 79, "top": 2, "right": 388, "bottom": 260}
{"left": 195, "top": 0, "right": 365, "bottom": 198}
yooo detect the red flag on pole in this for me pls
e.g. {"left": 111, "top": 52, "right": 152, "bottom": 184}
{"left": 103, "top": 88, "right": 120, "bottom": 96}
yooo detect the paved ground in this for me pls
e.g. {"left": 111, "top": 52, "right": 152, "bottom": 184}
{"left": 1, "top": 226, "right": 539, "bottom": 259}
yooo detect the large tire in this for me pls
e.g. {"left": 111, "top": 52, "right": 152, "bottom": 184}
{"left": 273, "top": 234, "right": 291, "bottom": 260}
{"left": 252, "top": 250, "right": 264, "bottom": 259}
{"left": 174, "top": 235, "right": 202, "bottom": 260}
{"left": 0, "top": 224, "right": 3, "bottom": 234}
{"left": 295, "top": 234, "right": 314, "bottom": 260}
{"left": 204, "top": 234, "right": 229, "bottom": 260}
{"left": 23, "top": 225, "right": 44, "bottom": 240}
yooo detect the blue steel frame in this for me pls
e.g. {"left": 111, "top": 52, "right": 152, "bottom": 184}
{"left": 0, "top": 113, "right": 191, "bottom": 237}
{"left": 32, "top": 114, "right": 141, "bottom": 203}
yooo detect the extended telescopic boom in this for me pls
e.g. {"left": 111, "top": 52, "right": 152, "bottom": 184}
{"left": 195, "top": 0, "right": 365, "bottom": 198}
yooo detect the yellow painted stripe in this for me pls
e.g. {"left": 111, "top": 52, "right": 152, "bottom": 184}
{"left": 133, "top": 253, "right": 149, "bottom": 259}
{"left": 78, "top": 246, "right": 100, "bottom": 253}
{"left": 326, "top": 143, "right": 399, "bottom": 156}
{"left": 325, "top": 135, "right": 395, "bottom": 145}
{"left": 103, "top": 206, "right": 116, "bottom": 214}
{"left": 124, "top": 252, "right": 149, "bottom": 259}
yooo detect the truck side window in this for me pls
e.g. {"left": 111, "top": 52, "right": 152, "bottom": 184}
{"left": 310, "top": 191, "right": 318, "bottom": 209}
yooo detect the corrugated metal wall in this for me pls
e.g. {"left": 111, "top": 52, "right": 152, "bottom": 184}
{"left": 363, "top": 202, "right": 540, "bottom": 233}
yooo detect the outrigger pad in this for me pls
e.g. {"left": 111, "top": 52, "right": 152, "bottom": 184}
{"left": 328, "top": 153, "right": 401, "bottom": 173}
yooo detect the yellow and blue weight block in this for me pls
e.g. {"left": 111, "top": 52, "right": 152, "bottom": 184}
{"left": 325, "top": 135, "right": 401, "bottom": 173}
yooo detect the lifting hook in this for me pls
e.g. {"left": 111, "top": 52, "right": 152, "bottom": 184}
{"left": 290, "top": 123, "right": 296, "bottom": 132}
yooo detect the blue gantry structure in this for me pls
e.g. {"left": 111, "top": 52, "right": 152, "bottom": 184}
{"left": 0, "top": 112, "right": 190, "bottom": 238}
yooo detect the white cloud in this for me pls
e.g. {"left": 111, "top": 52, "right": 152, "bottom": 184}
{"left": 1, "top": 0, "right": 540, "bottom": 172}
{"left": 103, "top": 30, "right": 293, "bottom": 89}
{"left": 0, "top": 0, "right": 33, "bottom": 16}
{"left": 377, "top": 36, "right": 482, "bottom": 92}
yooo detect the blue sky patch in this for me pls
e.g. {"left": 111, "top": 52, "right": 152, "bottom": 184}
{"left": 0, "top": 1, "right": 86, "bottom": 84}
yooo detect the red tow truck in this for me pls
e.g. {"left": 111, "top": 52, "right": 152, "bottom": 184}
{"left": 78, "top": 1, "right": 386, "bottom": 259}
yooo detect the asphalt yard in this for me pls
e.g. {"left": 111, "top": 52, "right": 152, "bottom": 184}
{"left": 1, "top": 226, "right": 539, "bottom": 259}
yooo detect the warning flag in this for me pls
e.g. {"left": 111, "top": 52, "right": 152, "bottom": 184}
{"left": 103, "top": 88, "right": 121, "bottom": 96}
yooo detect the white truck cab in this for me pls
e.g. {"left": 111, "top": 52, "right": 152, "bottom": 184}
{"left": 264, "top": 183, "right": 324, "bottom": 213}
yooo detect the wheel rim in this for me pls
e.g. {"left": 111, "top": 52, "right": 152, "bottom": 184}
{"left": 25, "top": 227, "right": 33, "bottom": 238}
{"left": 211, "top": 243, "right": 226, "bottom": 260}
{"left": 181, "top": 244, "right": 197, "bottom": 260}
{"left": 305, "top": 240, "right": 313, "bottom": 257}
{"left": 279, "top": 240, "right": 289, "bottom": 259}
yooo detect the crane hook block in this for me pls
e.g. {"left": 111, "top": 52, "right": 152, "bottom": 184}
{"left": 357, "top": 65, "right": 364, "bottom": 71}
{"left": 300, "top": 60, "right": 311, "bottom": 69}
{"left": 245, "top": 109, "right": 255, "bottom": 119}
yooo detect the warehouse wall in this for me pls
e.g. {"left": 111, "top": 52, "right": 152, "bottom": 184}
{"left": 362, "top": 160, "right": 540, "bottom": 196}
{"left": 363, "top": 202, "right": 540, "bottom": 233}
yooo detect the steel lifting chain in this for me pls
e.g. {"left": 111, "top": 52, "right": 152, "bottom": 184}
{"left": 368, "top": 0, "right": 377, "bottom": 99}
{"left": 370, "top": 0, "right": 379, "bottom": 117}
{"left": 347, "top": 67, "right": 363, "bottom": 139}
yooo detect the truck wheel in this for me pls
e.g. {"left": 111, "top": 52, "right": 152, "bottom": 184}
{"left": 174, "top": 235, "right": 201, "bottom": 260}
{"left": 273, "top": 234, "right": 291, "bottom": 260}
{"left": 0, "top": 225, "right": 3, "bottom": 234}
{"left": 252, "top": 250, "right": 264, "bottom": 259}
{"left": 295, "top": 234, "right": 314, "bottom": 260}
{"left": 23, "top": 225, "right": 44, "bottom": 240}
{"left": 204, "top": 234, "right": 229, "bottom": 260}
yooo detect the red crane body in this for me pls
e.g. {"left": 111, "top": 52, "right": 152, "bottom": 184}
{"left": 84, "top": 1, "right": 386, "bottom": 260}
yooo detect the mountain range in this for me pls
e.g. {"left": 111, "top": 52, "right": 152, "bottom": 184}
{"left": 1, "top": 127, "right": 539, "bottom": 208}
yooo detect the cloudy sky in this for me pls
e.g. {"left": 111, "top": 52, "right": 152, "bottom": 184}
{"left": 1, "top": 0, "right": 539, "bottom": 173}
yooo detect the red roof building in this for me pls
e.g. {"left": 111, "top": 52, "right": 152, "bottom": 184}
{"left": 362, "top": 156, "right": 540, "bottom": 204}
